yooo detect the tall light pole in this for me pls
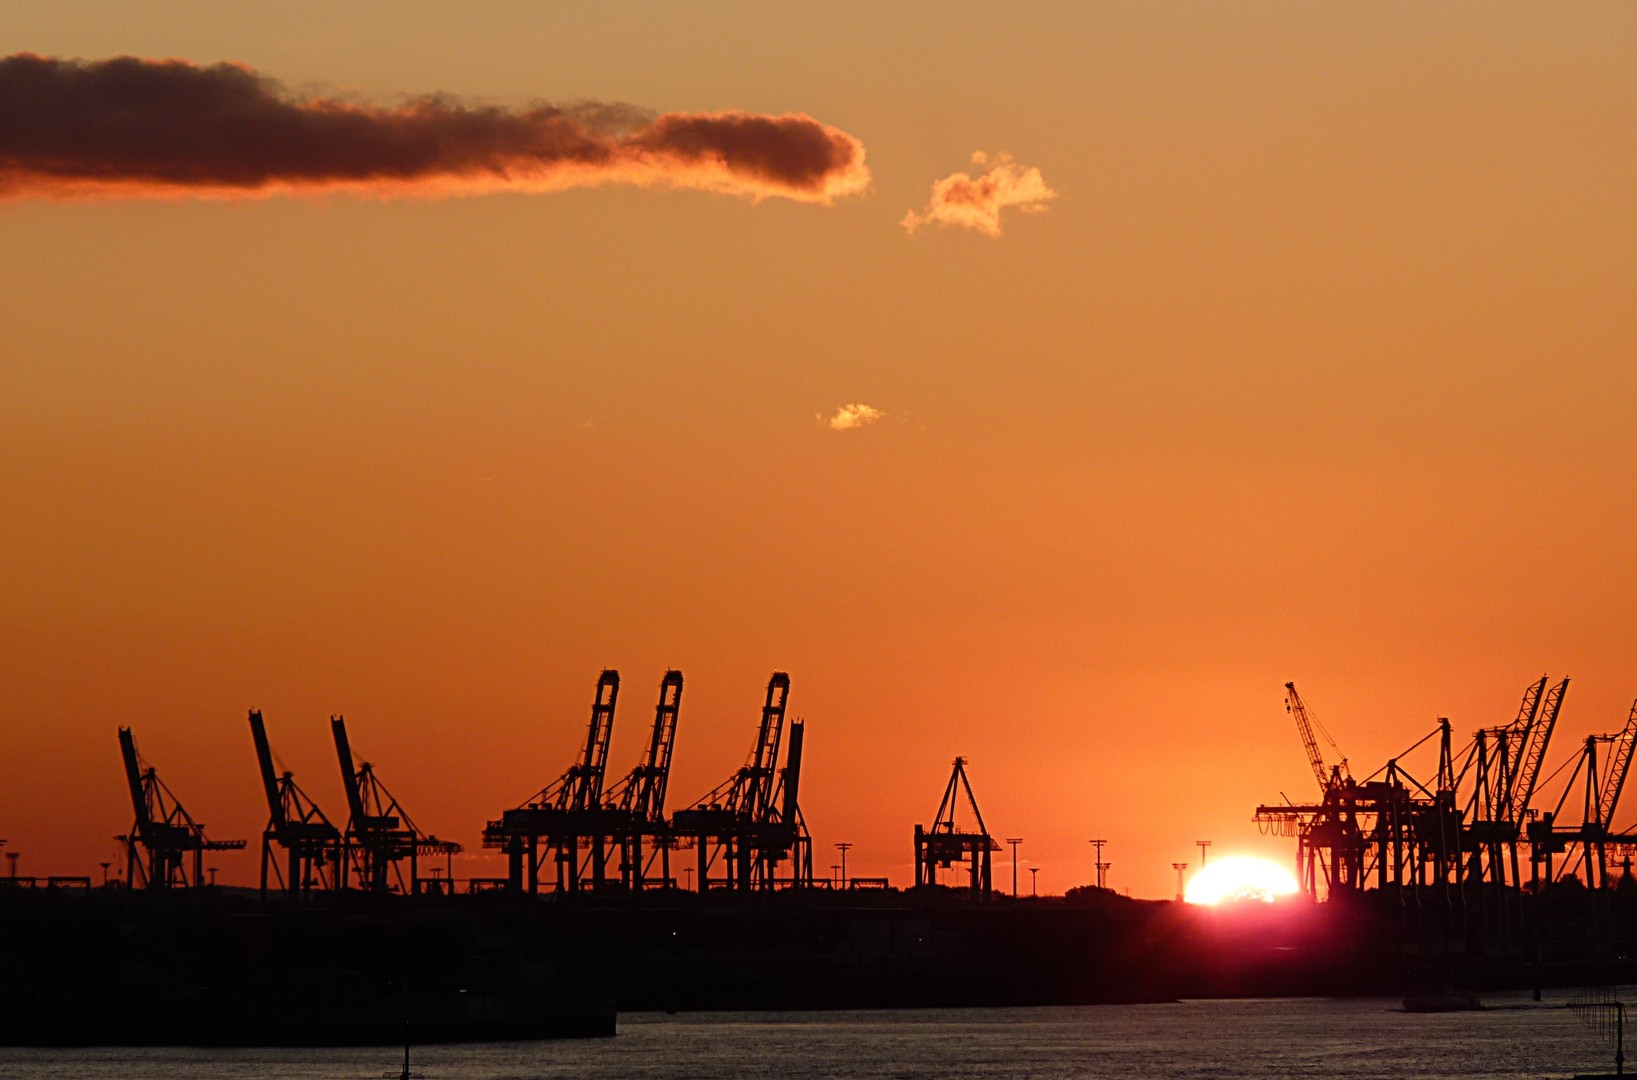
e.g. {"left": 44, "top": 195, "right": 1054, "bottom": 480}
{"left": 1006, "top": 838, "right": 1023, "bottom": 897}
{"left": 835, "top": 842, "right": 852, "bottom": 888}
{"left": 831, "top": 864, "right": 841, "bottom": 887}
{"left": 5, "top": 851, "right": 17, "bottom": 879}
{"left": 1196, "top": 840, "right": 1212, "bottom": 868}
{"left": 1029, "top": 867, "right": 1039, "bottom": 897}
{"left": 1173, "top": 862, "right": 1189, "bottom": 902}
{"left": 1089, "top": 839, "right": 1108, "bottom": 890}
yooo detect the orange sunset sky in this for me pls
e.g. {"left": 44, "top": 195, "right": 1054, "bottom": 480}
{"left": 2, "top": 3, "right": 1634, "bottom": 900}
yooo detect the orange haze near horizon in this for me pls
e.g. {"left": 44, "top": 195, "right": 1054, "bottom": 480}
{"left": 2, "top": 3, "right": 1635, "bottom": 900}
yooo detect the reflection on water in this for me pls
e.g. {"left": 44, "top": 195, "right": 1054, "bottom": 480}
{"left": 0, "top": 990, "right": 1612, "bottom": 1079}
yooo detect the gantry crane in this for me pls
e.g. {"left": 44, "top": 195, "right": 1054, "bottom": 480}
{"left": 603, "top": 670, "right": 683, "bottom": 889}
{"left": 913, "top": 757, "right": 998, "bottom": 898}
{"left": 249, "top": 710, "right": 342, "bottom": 898}
{"left": 1257, "top": 693, "right": 1463, "bottom": 898}
{"left": 1462, "top": 676, "right": 1566, "bottom": 889}
{"left": 1256, "top": 674, "right": 1572, "bottom": 905}
{"left": 332, "top": 716, "right": 460, "bottom": 894}
{"left": 1254, "top": 683, "right": 1364, "bottom": 896}
{"left": 671, "top": 672, "right": 812, "bottom": 891}
{"left": 1531, "top": 700, "right": 1637, "bottom": 888}
{"left": 484, "top": 670, "right": 623, "bottom": 894}
{"left": 117, "top": 727, "right": 245, "bottom": 889}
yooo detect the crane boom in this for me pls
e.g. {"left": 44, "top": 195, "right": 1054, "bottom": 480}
{"left": 331, "top": 715, "right": 368, "bottom": 828}
{"left": 1494, "top": 676, "right": 1548, "bottom": 817}
{"left": 779, "top": 717, "right": 805, "bottom": 827}
{"left": 743, "top": 672, "right": 789, "bottom": 819}
{"left": 643, "top": 670, "right": 682, "bottom": 821}
{"left": 1597, "top": 700, "right": 1637, "bottom": 830}
{"left": 1507, "top": 676, "right": 1565, "bottom": 823}
{"left": 117, "top": 727, "right": 152, "bottom": 834}
{"left": 566, "top": 670, "right": 619, "bottom": 811}
{"left": 613, "top": 670, "right": 682, "bottom": 822}
{"left": 1286, "top": 682, "right": 1347, "bottom": 793}
{"left": 248, "top": 710, "right": 286, "bottom": 828}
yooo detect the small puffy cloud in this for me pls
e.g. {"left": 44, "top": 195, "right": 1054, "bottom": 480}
{"left": 901, "top": 151, "right": 1056, "bottom": 237}
{"left": 822, "top": 403, "right": 884, "bottom": 431}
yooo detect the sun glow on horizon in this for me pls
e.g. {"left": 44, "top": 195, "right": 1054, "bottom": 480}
{"left": 1183, "top": 855, "right": 1299, "bottom": 905}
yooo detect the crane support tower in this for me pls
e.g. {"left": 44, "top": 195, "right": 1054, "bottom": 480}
{"left": 117, "top": 727, "right": 246, "bottom": 889}
{"left": 914, "top": 757, "right": 998, "bottom": 898}
{"left": 671, "top": 672, "right": 812, "bottom": 892}
{"left": 249, "top": 710, "right": 342, "bottom": 899}
{"left": 332, "top": 716, "right": 461, "bottom": 894}
{"left": 483, "top": 670, "right": 624, "bottom": 894}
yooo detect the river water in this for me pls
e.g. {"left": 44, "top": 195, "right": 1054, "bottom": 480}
{"left": 0, "top": 991, "right": 1617, "bottom": 1079}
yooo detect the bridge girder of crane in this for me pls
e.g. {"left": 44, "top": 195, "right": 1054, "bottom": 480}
{"left": 486, "top": 805, "right": 627, "bottom": 894}
{"left": 1255, "top": 772, "right": 1473, "bottom": 899}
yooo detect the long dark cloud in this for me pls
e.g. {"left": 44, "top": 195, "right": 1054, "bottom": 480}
{"left": 0, "top": 54, "right": 870, "bottom": 202}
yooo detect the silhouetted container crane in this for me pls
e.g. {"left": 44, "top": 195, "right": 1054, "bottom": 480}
{"left": 332, "top": 715, "right": 460, "bottom": 894}
{"left": 249, "top": 709, "right": 342, "bottom": 899}
{"left": 671, "top": 672, "right": 812, "bottom": 891}
{"left": 1530, "top": 699, "right": 1637, "bottom": 888}
{"left": 913, "top": 757, "right": 997, "bottom": 898}
{"left": 117, "top": 726, "right": 245, "bottom": 889}
{"left": 483, "top": 670, "right": 623, "bottom": 894}
{"left": 1462, "top": 676, "right": 1566, "bottom": 890}
{"left": 1255, "top": 675, "right": 1572, "bottom": 910}
{"left": 603, "top": 670, "right": 683, "bottom": 890}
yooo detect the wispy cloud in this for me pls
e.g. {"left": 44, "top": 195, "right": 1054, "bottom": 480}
{"left": 0, "top": 53, "right": 871, "bottom": 204}
{"left": 901, "top": 151, "right": 1055, "bottom": 237}
{"left": 822, "top": 403, "right": 884, "bottom": 431}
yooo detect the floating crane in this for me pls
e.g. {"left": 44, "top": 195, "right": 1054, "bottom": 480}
{"left": 249, "top": 709, "right": 342, "bottom": 899}
{"left": 604, "top": 670, "right": 683, "bottom": 890}
{"left": 484, "top": 670, "right": 622, "bottom": 894}
{"left": 671, "top": 672, "right": 811, "bottom": 891}
{"left": 913, "top": 757, "right": 997, "bottom": 898}
{"left": 332, "top": 716, "right": 460, "bottom": 894}
{"left": 117, "top": 727, "right": 245, "bottom": 889}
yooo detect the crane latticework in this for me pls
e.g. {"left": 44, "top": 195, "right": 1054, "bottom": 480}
{"left": 1285, "top": 681, "right": 1348, "bottom": 793}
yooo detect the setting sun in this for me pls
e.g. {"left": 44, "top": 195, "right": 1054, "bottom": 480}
{"left": 1183, "top": 855, "right": 1299, "bottom": 905}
